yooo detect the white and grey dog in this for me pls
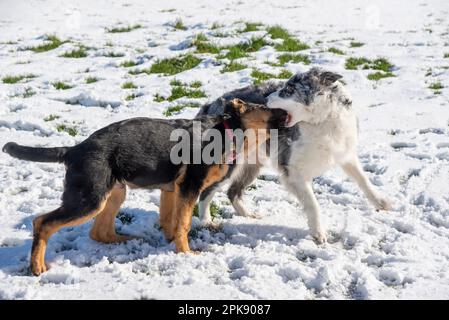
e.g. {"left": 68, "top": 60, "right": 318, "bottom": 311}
{"left": 197, "top": 67, "right": 392, "bottom": 243}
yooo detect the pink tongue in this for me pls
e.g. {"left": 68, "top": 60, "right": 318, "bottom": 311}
{"left": 285, "top": 113, "right": 292, "bottom": 125}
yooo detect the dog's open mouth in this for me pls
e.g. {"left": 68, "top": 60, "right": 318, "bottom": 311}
{"left": 285, "top": 113, "right": 292, "bottom": 126}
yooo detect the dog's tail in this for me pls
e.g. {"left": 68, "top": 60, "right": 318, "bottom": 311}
{"left": 2, "top": 142, "right": 69, "bottom": 163}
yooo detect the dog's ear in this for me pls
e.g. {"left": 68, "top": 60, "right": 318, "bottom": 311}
{"left": 319, "top": 71, "right": 342, "bottom": 86}
{"left": 230, "top": 98, "right": 247, "bottom": 114}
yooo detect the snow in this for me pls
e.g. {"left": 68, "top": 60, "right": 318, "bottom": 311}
{"left": 0, "top": 0, "right": 449, "bottom": 299}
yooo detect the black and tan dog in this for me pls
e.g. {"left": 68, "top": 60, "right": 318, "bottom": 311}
{"left": 2, "top": 99, "right": 286, "bottom": 275}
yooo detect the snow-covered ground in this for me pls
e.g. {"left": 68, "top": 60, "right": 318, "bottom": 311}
{"left": 1, "top": 0, "right": 449, "bottom": 299}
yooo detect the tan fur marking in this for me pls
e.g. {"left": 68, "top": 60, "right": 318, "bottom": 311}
{"left": 159, "top": 190, "right": 177, "bottom": 240}
{"left": 172, "top": 196, "right": 196, "bottom": 253}
{"left": 90, "top": 185, "right": 130, "bottom": 243}
{"left": 159, "top": 166, "right": 187, "bottom": 242}
{"left": 241, "top": 108, "right": 271, "bottom": 130}
{"left": 231, "top": 98, "right": 247, "bottom": 114}
{"left": 201, "top": 165, "right": 229, "bottom": 191}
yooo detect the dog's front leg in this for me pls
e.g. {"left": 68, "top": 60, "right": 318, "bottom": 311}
{"left": 173, "top": 194, "right": 197, "bottom": 253}
{"left": 283, "top": 175, "right": 327, "bottom": 244}
{"left": 341, "top": 158, "right": 392, "bottom": 211}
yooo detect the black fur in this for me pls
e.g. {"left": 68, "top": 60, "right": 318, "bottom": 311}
{"left": 2, "top": 142, "right": 69, "bottom": 163}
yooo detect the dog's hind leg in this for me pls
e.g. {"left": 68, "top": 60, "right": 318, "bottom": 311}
{"left": 90, "top": 184, "right": 132, "bottom": 243}
{"left": 282, "top": 174, "right": 327, "bottom": 244}
{"left": 341, "top": 158, "right": 392, "bottom": 211}
{"left": 31, "top": 196, "right": 110, "bottom": 276}
{"left": 227, "top": 164, "right": 261, "bottom": 218}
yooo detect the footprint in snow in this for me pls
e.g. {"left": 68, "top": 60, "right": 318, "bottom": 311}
{"left": 390, "top": 142, "right": 417, "bottom": 150}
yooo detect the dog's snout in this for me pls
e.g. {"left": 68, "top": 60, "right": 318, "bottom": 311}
{"left": 270, "top": 108, "right": 288, "bottom": 127}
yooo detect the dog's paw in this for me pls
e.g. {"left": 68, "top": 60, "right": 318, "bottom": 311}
{"left": 372, "top": 195, "right": 393, "bottom": 211}
{"left": 312, "top": 231, "right": 327, "bottom": 245}
{"left": 246, "top": 212, "right": 263, "bottom": 219}
{"left": 31, "top": 261, "right": 48, "bottom": 276}
{"left": 199, "top": 219, "right": 220, "bottom": 229}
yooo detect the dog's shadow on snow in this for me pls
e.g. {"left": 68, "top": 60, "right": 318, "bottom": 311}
{"left": 211, "top": 221, "right": 310, "bottom": 248}
{"left": 0, "top": 209, "right": 310, "bottom": 277}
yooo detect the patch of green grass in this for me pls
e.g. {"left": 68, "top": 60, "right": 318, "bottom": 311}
{"left": 104, "top": 51, "right": 125, "bottom": 57}
{"left": 107, "top": 24, "right": 142, "bottom": 33}
{"left": 2, "top": 74, "right": 36, "bottom": 84}
{"left": 195, "top": 33, "right": 208, "bottom": 42}
{"left": 277, "top": 53, "right": 311, "bottom": 65}
{"left": 277, "top": 69, "right": 293, "bottom": 79}
{"left": 444, "top": 53, "right": 449, "bottom": 58}
{"left": 60, "top": 47, "right": 88, "bottom": 58}
{"left": 328, "top": 47, "right": 345, "bottom": 55}
{"left": 425, "top": 68, "right": 432, "bottom": 77}
{"left": 86, "top": 76, "right": 99, "bottom": 84}
{"left": 267, "top": 26, "right": 309, "bottom": 52}
{"left": 154, "top": 93, "right": 166, "bottom": 102}
{"left": 367, "top": 72, "right": 395, "bottom": 81}
{"left": 160, "top": 8, "right": 176, "bottom": 13}
{"left": 192, "top": 34, "right": 221, "bottom": 54}
{"left": 345, "top": 57, "right": 372, "bottom": 70}
{"left": 275, "top": 38, "right": 309, "bottom": 52}
{"left": 221, "top": 61, "right": 247, "bottom": 73}
{"left": 251, "top": 69, "right": 293, "bottom": 84}
{"left": 251, "top": 70, "right": 277, "bottom": 84}
{"left": 169, "top": 79, "right": 183, "bottom": 86}
{"left": 53, "top": 81, "right": 72, "bottom": 90}
{"left": 56, "top": 124, "right": 78, "bottom": 136}
{"left": 173, "top": 18, "right": 186, "bottom": 30}
{"left": 245, "top": 37, "right": 270, "bottom": 51}
{"left": 169, "top": 79, "right": 202, "bottom": 88}
{"left": 167, "top": 85, "right": 206, "bottom": 101}
{"left": 219, "top": 37, "right": 269, "bottom": 60}
{"left": 120, "top": 60, "right": 138, "bottom": 68}
{"left": 163, "top": 103, "right": 200, "bottom": 117}
{"left": 345, "top": 57, "right": 394, "bottom": 73}
{"left": 125, "top": 93, "right": 137, "bottom": 101}
{"left": 350, "top": 41, "right": 364, "bottom": 48}
{"left": 190, "top": 80, "right": 202, "bottom": 88}
{"left": 44, "top": 114, "right": 60, "bottom": 122}
{"left": 267, "top": 25, "right": 291, "bottom": 40}
{"left": 218, "top": 46, "right": 249, "bottom": 60}
{"left": 371, "top": 58, "right": 394, "bottom": 72}
{"left": 241, "top": 22, "right": 263, "bottom": 33}
{"left": 211, "top": 22, "right": 222, "bottom": 30}
{"left": 22, "top": 87, "right": 36, "bottom": 98}
{"left": 122, "top": 81, "right": 137, "bottom": 89}
{"left": 428, "top": 82, "right": 444, "bottom": 90}
{"left": 149, "top": 54, "right": 202, "bottom": 75}
{"left": 28, "top": 35, "right": 68, "bottom": 53}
